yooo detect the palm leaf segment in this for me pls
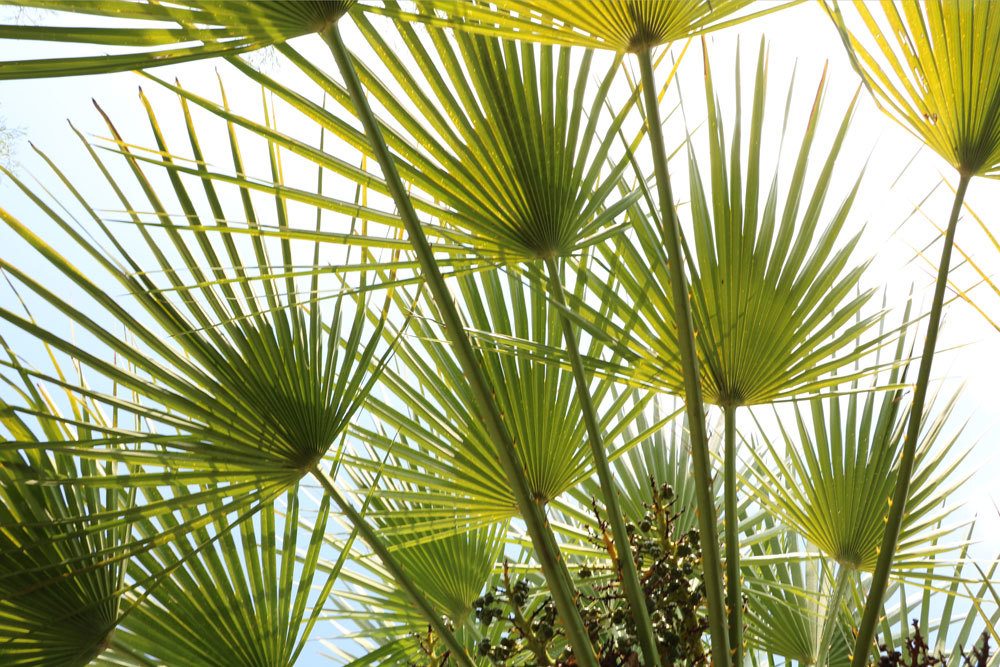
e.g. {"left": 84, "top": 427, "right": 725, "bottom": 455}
{"left": 589, "top": 42, "right": 880, "bottom": 407}
{"left": 829, "top": 0, "right": 1000, "bottom": 179}
{"left": 0, "top": 0, "right": 356, "bottom": 79}
{"left": 0, "top": 390, "right": 130, "bottom": 667}
{"left": 0, "top": 98, "right": 388, "bottom": 516}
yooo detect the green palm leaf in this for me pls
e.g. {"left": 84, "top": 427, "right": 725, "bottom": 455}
{"left": 332, "top": 468, "right": 506, "bottom": 635}
{"left": 0, "top": 101, "right": 387, "bottom": 506}
{"left": 350, "top": 266, "right": 650, "bottom": 529}
{"left": 587, "top": 40, "right": 880, "bottom": 407}
{"left": 747, "top": 385, "right": 969, "bottom": 576}
{"left": 744, "top": 528, "right": 853, "bottom": 667}
{"left": 0, "top": 376, "right": 131, "bottom": 666}
{"left": 828, "top": 0, "right": 1000, "bottom": 180}
{"left": 108, "top": 486, "right": 341, "bottom": 667}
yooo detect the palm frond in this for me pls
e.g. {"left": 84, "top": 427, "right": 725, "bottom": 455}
{"left": 0, "top": 377, "right": 130, "bottom": 666}
{"left": 0, "top": 1, "right": 356, "bottom": 79}
{"left": 108, "top": 486, "right": 341, "bottom": 667}
{"left": 748, "top": 383, "right": 970, "bottom": 575}
{"left": 349, "top": 265, "right": 650, "bottom": 527}
{"left": 828, "top": 0, "right": 1000, "bottom": 179}
{"left": 584, "top": 39, "right": 883, "bottom": 407}
{"left": 380, "top": 0, "right": 793, "bottom": 53}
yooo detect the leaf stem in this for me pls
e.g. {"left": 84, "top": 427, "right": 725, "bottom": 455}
{"left": 311, "top": 465, "right": 473, "bottom": 665}
{"left": 723, "top": 404, "right": 742, "bottom": 665}
{"left": 544, "top": 256, "right": 662, "bottom": 667}
{"left": 851, "top": 172, "right": 972, "bottom": 665}
{"left": 817, "top": 562, "right": 851, "bottom": 667}
{"left": 637, "top": 46, "right": 732, "bottom": 667}
{"left": 322, "top": 23, "right": 598, "bottom": 666}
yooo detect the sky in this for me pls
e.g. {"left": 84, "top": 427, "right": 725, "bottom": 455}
{"left": 0, "top": 1, "right": 999, "bottom": 663}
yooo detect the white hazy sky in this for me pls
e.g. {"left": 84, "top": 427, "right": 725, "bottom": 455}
{"left": 0, "top": 2, "right": 999, "bottom": 662}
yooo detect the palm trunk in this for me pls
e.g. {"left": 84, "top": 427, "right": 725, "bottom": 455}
{"left": 322, "top": 24, "right": 598, "bottom": 666}
{"left": 544, "top": 256, "right": 662, "bottom": 667}
{"left": 851, "top": 172, "right": 972, "bottom": 664}
{"left": 723, "top": 404, "right": 742, "bottom": 664}
{"left": 311, "top": 466, "right": 473, "bottom": 665}
{"left": 637, "top": 47, "right": 732, "bottom": 667}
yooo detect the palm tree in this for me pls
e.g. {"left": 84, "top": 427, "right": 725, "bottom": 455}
{"left": 826, "top": 2, "right": 1000, "bottom": 660}
{"left": 374, "top": 4, "right": 804, "bottom": 661}
{"left": 0, "top": 2, "right": 996, "bottom": 665}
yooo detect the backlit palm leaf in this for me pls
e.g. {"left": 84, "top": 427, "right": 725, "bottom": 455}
{"left": 342, "top": 10, "right": 641, "bottom": 262}
{"left": 744, "top": 529, "right": 853, "bottom": 667}
{"left": 0, "top": 376, "right": 131, "bottom": 666}
{"left": 350, "top": 266, "right": 651, "bottom": 528}
{"left": 586, "top": 41, "right": 879, "bottom": 407}
{"left": 108, "top": 487, "right": 343, "bottom": 666}
{"left": 330, "top": 468, "right": 505, "bottom": 639}
{"left": 0, "top": 101, "right": 388, "bottom": 508}
{"left": 383, "top": 0, "right": 784, "bottom": 53}
{"left": 0, "top": 1, "right": 356, "bottom": 79}
{"left": 828, "top": 0, "right": 1000, "bottom": 180}
{"left": 748, "top": 384, "right": 968, "bottom": 576}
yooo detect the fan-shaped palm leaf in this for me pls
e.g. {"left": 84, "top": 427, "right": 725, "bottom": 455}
{"left": 108, "top": 486, "right": 342, "bottom": 666}
{"left": 827, "top": 3, "right": 1000, "bottom": 658}
{"left": 747, "top": 385, "right": 968, "bottom": 578}
{"left": 828, "top": 1, "right": 1000, "bottom": 181}
{"left": 333, "top": 462, "right": 506, "bottom": 636}
{"left": 370, "top": 3, "right": 811, "bottom": 660}
{"left": 0, "top": 108, "right": 381, "bottom": 520}
{"left": 744, "top": 528, "right": 853, "bottom": 667}
{"left": 590, "top": 42, "right": 877, "bottom": 409}
{"left": 382, "top": 0, "right": 789, "bottom": 53}
{"left": 351, "top": 267, "right": 651, "bottom": 528}
{"left": 0, "top": 374, "right": 131, "bottom": 666}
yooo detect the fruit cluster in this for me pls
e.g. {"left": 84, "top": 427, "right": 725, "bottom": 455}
{"left": 875, "top": 621, "right": 991, "bottom": 667}
{"left": 470, "top": 478, "right": 710, "bottom": 665}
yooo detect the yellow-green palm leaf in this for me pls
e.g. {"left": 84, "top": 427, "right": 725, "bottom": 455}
{"left": 580, "top": 42, "right": 882, "bottom": 406}
{"left": 384, "top": 0, "right": 788, "bottom": 53}
{"left": 829, "top": 0, "right": 1000, "bottom": 178}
